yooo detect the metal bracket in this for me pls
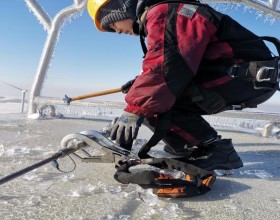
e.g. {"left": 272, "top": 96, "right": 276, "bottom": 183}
{"left": 256, "top": 66, "right": 275, "bottom": 82}
{"left": 61, "top": 130, "right": 138, "bottom": 164}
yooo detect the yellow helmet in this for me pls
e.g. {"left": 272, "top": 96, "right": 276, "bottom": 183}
{"left": 87, "top": 0, "right": 110, "bottom": 32}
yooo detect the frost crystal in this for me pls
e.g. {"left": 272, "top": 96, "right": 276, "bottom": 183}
{"left": 206, "top": 1, "right": 280, "bottom": 22}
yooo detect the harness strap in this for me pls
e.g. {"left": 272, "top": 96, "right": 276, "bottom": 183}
{"left": 139, "top": 8, "right": 149, "bottom": 56}
{"left": 137, "top": 1, "right": 203, "bottom": 56}
{"left": 187, "top": 82, "right": 227, "bottom": 114}
{"left": 138, "top": 112, "right": 172, "bottom": 158}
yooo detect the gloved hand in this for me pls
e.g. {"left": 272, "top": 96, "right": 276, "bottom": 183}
{"left": 121, "top": 77, "right": 137, "bottom": 94}
{"left": 110, "top": 111, "right": 144, "bottom": 150}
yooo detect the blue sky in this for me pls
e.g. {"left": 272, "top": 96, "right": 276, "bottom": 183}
{"left": 0, "top": 1, "right": 280, "bottom": 107}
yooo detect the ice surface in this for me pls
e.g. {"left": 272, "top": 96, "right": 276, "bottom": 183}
{"left": 240, "top": 170, "right": 274, "bottom": 179}
{"left": 0, "top": 109, "right": 280, "bottom": 219}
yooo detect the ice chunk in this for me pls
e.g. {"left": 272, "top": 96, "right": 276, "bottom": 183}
{"left": 159, "top": 203, "right": 183, "bottom": 219}
{"left": 215, "top": 169, "right": 233, "bottom": 176}
{"left": 93, "top": 181, "right": 109, "bottom": 193}
{"left": 223, "top": 204, "right": 237, "bottom": 210}
{"left": 65, "top": 217, "right": 83, "bottom": 220}
{"left": 100, "top": 215, "right": 130, "bottom": 220}
{"left": 121, "top": 184, "right": 139, "bottom": 200}
{"left": 138, "top": 188, "right": 158, "bottom": 206}
{"left": 78, "top": 184, "right": 96, "bottom": 195}
{"left": 243, "top": 161, "right": 264, "bottom": 166}
{"left": 108, "top": 185, "right": 122, "bottom": 193}
{"left": 22, "top": 171, "right": 37, "bottom": 181}
{"left": 62, "top": 174, "right": 75, "bottom": 182}
{"left": 68, "top": 191, "right": 80, "bottom": 198}
{"left": 240, "top": 170, "right": 273, "bottom": 179}
{"left": 5, "top": 146, "right": 30, "bottom": 156}
{"left": 0, "top": 144, "right": 4, "bottom": 156}
{"left": 27, "top": 113, "right": 42, "bottom": 120}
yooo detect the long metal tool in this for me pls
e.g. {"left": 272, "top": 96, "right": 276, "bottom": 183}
{"left": 64, "top": 88, "right": 122, "bottom": 105}
{"left": 0, "top": 130, "right": 139, "bottom": 185}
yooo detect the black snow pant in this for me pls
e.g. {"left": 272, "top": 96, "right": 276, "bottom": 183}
{"left": 145, "top": 78, "right": 276, "bottom": 151}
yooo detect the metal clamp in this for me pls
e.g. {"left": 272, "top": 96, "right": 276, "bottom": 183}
{"left": 256, "top": 66, "right": 275, "bottom": 82}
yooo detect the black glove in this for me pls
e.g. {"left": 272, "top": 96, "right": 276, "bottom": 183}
{"left": 110, "top": 112, "right": 144, "bottom": 150}
{"left": 121, "top": 77, "right": 137, "bottom": 94}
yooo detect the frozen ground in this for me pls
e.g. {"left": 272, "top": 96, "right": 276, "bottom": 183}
{"left": 0, "top": 112, "right": 280, "bottom": 220}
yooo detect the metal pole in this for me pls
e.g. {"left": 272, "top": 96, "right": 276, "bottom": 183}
{"left": 269, "top": 0, "right": 278, "bottom": 9}
{"left": 21, "top": 90, "right": 27, "bottom": 113}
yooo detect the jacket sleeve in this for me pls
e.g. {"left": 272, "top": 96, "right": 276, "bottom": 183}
{"left": 125, "top": 3, "right": 216, "bottom": 117}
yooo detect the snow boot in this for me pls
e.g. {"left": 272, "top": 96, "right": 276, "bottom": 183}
{"left": 166, "top": 139, "right": 243, "bottom": 171}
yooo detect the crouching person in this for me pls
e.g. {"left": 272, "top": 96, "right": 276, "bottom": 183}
{"left": 87, "top": 0, "right": 280, "bottom": 171}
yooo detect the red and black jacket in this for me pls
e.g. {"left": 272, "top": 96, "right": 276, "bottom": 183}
{"left": 124, "top": 0, "right": 272, "bottom": 117}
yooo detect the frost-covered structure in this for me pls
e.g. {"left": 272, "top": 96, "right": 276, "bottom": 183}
{"left": 25, "top": 0, "right": 87, "bottom": 115}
